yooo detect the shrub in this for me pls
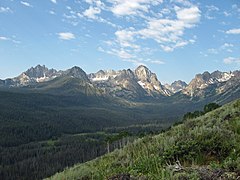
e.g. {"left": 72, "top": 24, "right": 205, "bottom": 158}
{"left": 203, "top": 103, "right": 221, "bottom": 113}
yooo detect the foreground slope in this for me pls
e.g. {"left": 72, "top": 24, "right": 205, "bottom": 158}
{"left": 49, "top": 99, "right": 240, "bottom": 179}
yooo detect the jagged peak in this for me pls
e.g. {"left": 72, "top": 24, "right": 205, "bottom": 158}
{"left": 66, "top": 66, "right": 87, "bottom": 75}
{"left": 135, "top": 65, "right": 152, "bottom": 81}
{"left": 135, "top": 65, "right": 149, "bottom": 70}
{"left": 211, "top": 70, "right": 221, "bottom": 74}
{"left": 115, "top": 69, "right": 135, "bottom": 80}
{"left": 171, "top": 80, "right": 187, "bottom": 86}
{"left": 105, "top": 69, "right": 116, "bottom": 74}
{"left": 203, "top": 71, "right": 210, "bottom": 75}
{"left": 64, "top": 66, "right": 89, "bottom": 81}
{"left": 23, "top": 64, "right": 58, "bottom": 79}
{"left": 31, "top": 64, "right": 48, "bottom": 70}
{"left": 26, "top": 64, "right": 47, "bottom": 71}
{"left": 36, "top": 64, "right": 46, "bottom": 68}
{"left": 192, "top": 70, "right": 235, "bottom": 83}
{"left": 135, "top": 65, "right": 151, "bottom": 75}
{"left": 70, "top": 66, "right": 83, "bottom": 71}
{"left": 96, "top": 70, "right": 105, "bottom": 74}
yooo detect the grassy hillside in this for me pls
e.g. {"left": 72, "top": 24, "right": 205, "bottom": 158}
{"left": 48, "top": 99, "right": 240, "bottom": 180}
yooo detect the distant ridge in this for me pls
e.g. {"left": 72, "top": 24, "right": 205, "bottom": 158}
{"left": 0, "top": 65, "right": 239, "bottom": 101}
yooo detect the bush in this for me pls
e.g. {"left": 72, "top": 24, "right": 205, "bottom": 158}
{"left": 183, "top": 111, "right": 204, "bottom": 120}
{"left": 183, "top": 102, "right": 221, "bottom": 121}
{"left": 203, "top": 103, "right": 221, "bottom": 113}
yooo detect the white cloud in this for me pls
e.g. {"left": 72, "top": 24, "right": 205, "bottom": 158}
{"left": 161, "top": 8, "right": 171, "bottom": 15}
{"left": 81, "top": 5, "right": 118, "bottom": 27}
{"left": 189, "top": 39, "right": 196, "bottom": 44}
{"left": 206, "top": 5, "right": 219, "bottom": 12}
{"left": 204, "top": 5, "right": 219, "bottom": 20}
{"left": 84, "top": 0, "right": 106, "bottom": 10}
{"left": 50, "top": 0, "right": 57, "bottom": 4}
{"left": 83, "top": 6, "right": 101, "bottom": 19}
{"left": 150, "top": 60, "right": 165, "bottom": 65}
{"left": 0, "top": 36, "right": 9, "bottom": 41}
{"left": 80, "top": 0, "right": 200, "bottom": 65}
{"left": 173, "top": 0, "right": 193, "bottom": 7}
{"left": 117, "top": 49, "right": 134, "bottom": 59}
{"left": 232, "top": 4, "right": 240, "bottom": 12}
{"left": 97, "top": 17, "right": 118, "bottom": 28}
{"left": 97, "top": 46, "right": 105, "bottom": 52}
{"left": 80, "top": 0, "right": 200, "bottom": 53}
{"left": 221, "top": 43, "right": 233, "bottom": 49}
{"left": 103, "top": 47, "right": 135, "bottom": 59}
{"left": 137, "top": 6, "right": 200, "bottom": 52}
{"left": 20, "top": 1, "right": 32, "bottom": 7}
{"left": 226, "top": 28, "right": 240, "bottom": 34}
{"left": 205, "top": 43, "right": 234, "bottom": 56}
{"left": 160, "top": 45, "right": 174, "bottom": 52}
{"left": 85, "top": 0, "right": 102, "bottom": 5}
{"left": 122, "top": 59, "right": 146, "bottom": 67}
{"left": 111, "top": 1, "right": 147, "bottom": 16}
{"left": 109, "top": 0, "right": 163, "bottom": 16}
{"left": 205, "top": 15, "right": 215, "bottom": 20}
{"left": 57, "top": 32, "right": 75, "bottom": 40}
{"left": 49, "top": 10, "right": 56, "bottom": 15}
{"left": 12, "top": 39, "right": 21, "bottom": 44}
{"left": 0, "top": 36, "right": 21, "bottom": 44}
{"left": 100, "top": 3, "right": 201, "bottom": 64}
{"left": 223, "top": 11, "right": 231, "bottom": 17}
{"left": 110, "top": 48, "right": 134, "bottom": 59}
{"left": 139, "top": 19, "right": 183, "bottom": 43}
{"left": 115, "top": 29, "right": 136, "bottom": 48}
{"left": 223, "top": 57, "right": 240, "bottom": 64}
{"left": 104, "top": 40, "right": 114, "bottom": 46}
{"left": 67, "top": 3, "right": 117, "bottom": 28}
{"left": 220, "top": 43, "right": 234, "bottom": 53}
{"left": 207, "top": 48, "right": 218, "bottom": 54}
{"left": 175, "top": 41, "right": 188, "bottom": 48}
{"left": 0, "top": 7, "right": 12, "bottom": 13}
{"left": 176, "top": 6, "right": 201, "bottom": 25}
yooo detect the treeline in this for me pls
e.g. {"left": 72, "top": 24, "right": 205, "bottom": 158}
{"left": 0, "top": 102, "right": 123, "bottom": 148}
{"left": 183, "top": 102, "right": 221, "bottom": 120}
{"left": 105, "top": 131, "right": 134, "bottom": 153}
{"left": 0, "top": 134, "right": 107, "bottom": 180}
{"left": 0, "top": 130, "right": 146, "bottom": 180}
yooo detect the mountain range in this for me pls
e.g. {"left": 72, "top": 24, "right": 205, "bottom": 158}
{"left": 1, "top": 65, "right": 239, "bottom": 102}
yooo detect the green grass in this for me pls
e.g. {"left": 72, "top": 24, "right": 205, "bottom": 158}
{"left": 48, "top": 99, "right": 240, "bottom": 180}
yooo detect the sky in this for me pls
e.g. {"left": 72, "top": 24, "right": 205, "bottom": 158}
{"left": 0, "top": 0, "right": 240, "bottom": 84}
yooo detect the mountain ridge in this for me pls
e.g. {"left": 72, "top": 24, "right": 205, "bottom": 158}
{"left": 0, "top": 65, "right": 239, "bottom": 101}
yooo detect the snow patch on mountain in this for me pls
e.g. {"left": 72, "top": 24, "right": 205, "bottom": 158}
{"left": 138, "top": 81, "right": 145, "bottom": 88}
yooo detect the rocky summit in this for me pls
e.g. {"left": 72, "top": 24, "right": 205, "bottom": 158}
{"left": 182, "top": 70, "right": 239, "bottom": 98}
{"left": 165, "top": 80, "right": 187, "bottom": 93}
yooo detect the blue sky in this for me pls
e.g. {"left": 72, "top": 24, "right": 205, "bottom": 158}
{"left": 0, "top": 0, "right": 239, "bottom": 83}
